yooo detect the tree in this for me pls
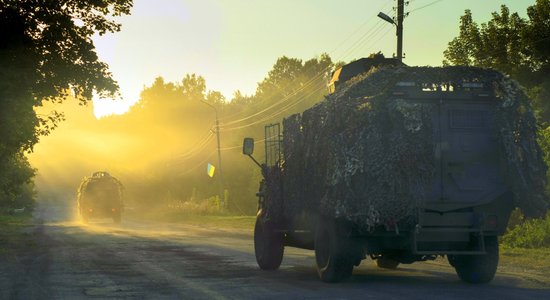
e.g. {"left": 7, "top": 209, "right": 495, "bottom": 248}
{"left": 256, "top": 56, "right": 304, "bottom": 98}
{"left": 443, "top": 1, "right": 550, "bottom": 121}
{"left": 443, "top": 6, "right": 529, "bottom": 81}
{"left": 0, "top": 0, "right": 133, "bottom": 207}
{"left": 182, "top": 74, "right": 207, "bottom": 101}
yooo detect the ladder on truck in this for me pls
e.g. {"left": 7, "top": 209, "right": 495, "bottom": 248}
{"left": 264, "top": 123, "right": 282, "bottom": 167}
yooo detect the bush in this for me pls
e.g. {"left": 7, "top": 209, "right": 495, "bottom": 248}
{"left": 0, "top": 152, "right": 36, "bottom": 210}
{"left": 502, "top": 212, "right": 550, "bottom": 248}
{"left": 166, "top": 196, "right": 223, "bottom": 216}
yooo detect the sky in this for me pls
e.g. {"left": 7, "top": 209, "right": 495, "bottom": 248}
{"left": 92, "top": 0, "right": 534, "bottom": 118}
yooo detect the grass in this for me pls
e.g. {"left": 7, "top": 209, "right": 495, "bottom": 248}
{"left": 0, "top": 212, "right": 35, "bottom": 255}
{"left": 499, "top": 246, "right": 550, "bottom": 285}
{"left": 500, "top": 246, "right": 550, "bottom": 269}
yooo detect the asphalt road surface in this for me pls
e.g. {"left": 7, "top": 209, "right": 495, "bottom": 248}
{"left": 2, "top": 203, "right": 549, "bottom": 300}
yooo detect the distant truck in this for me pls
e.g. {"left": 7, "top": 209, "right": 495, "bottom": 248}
{"left": 77, "top": 172, "right": 124, "bottom": 223}
{"left": 243, "top": 60, "right": 547, "bottom": 283}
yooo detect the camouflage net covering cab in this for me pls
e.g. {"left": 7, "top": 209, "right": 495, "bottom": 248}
{"left": 272, "top": 66, "right": 548, "bottom": 231}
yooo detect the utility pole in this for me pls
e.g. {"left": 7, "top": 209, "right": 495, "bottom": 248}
{"left": 201, "top": 100, "right": 225, "bottom": 209}
{"left": 396, "top": 0, "right": 404, "bottom": 62}
{"left": 378, "top": 0, "right": 406, "bottom": 62}
{"left": 214, "top": 116, "right": 224, "bottom": 209}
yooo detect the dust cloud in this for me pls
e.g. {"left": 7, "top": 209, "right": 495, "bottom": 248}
{"left": 28, "top": 76, "right": 260, "bottom": 222}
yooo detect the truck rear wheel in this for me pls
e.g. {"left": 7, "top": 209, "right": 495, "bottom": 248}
{"left": 254, "top": 217, "right": 284, "bottom": 270}
{"left": 315, "top": 218, "right": 354, "bottom": 283}
{"left": 449, "top": 236, "right": 499, "bottom": 284}
{"left": 376, "top": 257, "right": 400, "bottom": 269}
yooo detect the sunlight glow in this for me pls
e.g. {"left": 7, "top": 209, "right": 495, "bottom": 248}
{"left": 93, "top": 96, "right": 133, "bottom": 119}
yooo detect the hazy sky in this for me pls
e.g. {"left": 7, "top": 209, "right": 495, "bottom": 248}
{"left": 92, "top": 0, "right": 533, "bottom": 117}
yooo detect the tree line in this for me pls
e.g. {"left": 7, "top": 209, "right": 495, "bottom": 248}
{"left": 28, "top": 53, "right": 334, "bottom": 215}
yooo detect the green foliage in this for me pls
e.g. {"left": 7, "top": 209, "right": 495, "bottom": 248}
{"left": 1, "top": 0, "right": 132, "bottom": 101}
{"left": 502, "top": 212, "right": 550, "bottom": 248}
{"left": 0, "top": 0, "right": 132, "bottom": 208}
{"left": 0, "top": 151, "right": 35, "bottom": 209}
{"left": 538, "top": 126, "right": 550, "bottom": 194}
{"left": 444, "top": 0, "right": 550, "bottom": 122}
{"left": 443, "top": 7, "right": 528, "bottom": 77}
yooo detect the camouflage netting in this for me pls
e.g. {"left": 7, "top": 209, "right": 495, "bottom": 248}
{"left": 270, "top": 66, "right": 548, "bottom": 231}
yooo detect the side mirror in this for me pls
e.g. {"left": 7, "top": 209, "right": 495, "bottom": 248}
{"left": 242, "top": 138, "right": 255, "bottom": 155}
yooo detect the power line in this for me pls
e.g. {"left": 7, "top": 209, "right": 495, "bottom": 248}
{"left": 220, "top": 79, "right": 328, "bottom": 132}
{"left": 219, "top": 138, "right": 267, "bottom": 151}
{"left": 220, "top": 88, "right": 323, "bottom": 131}
{"left": 218, "top": 2, "right": 394, "bottom": 124}
{"left": 218, "top": 11, "right": 395, "bottom": 130}
{"left": 369, "top": 25, "right": 394, "bottom": 53}
{"left": 219, "top": 73, "right": 326, "bottom": 127}
{"left": 219, "top": 19, "right": 394, "bottom": 132}
{"left": 409, "top": 0, "right": 447, "bottom": 14}
{"left": 177, "top": 150, "right": 217, "bottom": 176}
{"left": 328, "top": 0, "right": 394, "bottom": 57}
{"left": 175, "top": 132, "right": 215, "bottom": 161}
{"left": 173, "top": 3, "right": 404, "bottom": 163}
{"left": 339, "top": 19, "right": 387, "bottom": 61}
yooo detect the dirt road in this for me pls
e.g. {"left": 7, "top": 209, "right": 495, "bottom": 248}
{"left": 1, "top": 203, "right": 549, "bottom": 300}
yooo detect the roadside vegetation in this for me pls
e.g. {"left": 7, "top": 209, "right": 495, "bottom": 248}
{"left": 0, "top": 212, "right": 34, "bottom": 255}
{"left": 502, "top": 212, "right": 550, "bottom": 248}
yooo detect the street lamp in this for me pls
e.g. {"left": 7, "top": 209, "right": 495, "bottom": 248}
{"left": 200, "top": 100, "right": 225, "bottom": 210}
{"left": 377, "top": 12, "right": 394, "bottom": 25}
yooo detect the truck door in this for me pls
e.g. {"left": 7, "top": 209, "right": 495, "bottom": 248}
{"left": 437, "top": 100, "right": 506, "bottom": 205}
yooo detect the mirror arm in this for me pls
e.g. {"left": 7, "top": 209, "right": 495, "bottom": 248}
{"left": 248, "top": 154, "right": 262, "bottom": 169}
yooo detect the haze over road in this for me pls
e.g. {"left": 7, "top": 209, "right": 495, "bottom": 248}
{"left": 2, "top": 202, "right": 549, "bottom": 300}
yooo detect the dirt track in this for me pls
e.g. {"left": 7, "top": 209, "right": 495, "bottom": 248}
{"left": 1, "top": 202, "right": 549, "bottom": 300}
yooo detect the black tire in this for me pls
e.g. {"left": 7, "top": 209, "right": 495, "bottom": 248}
{"left": 254, "top": 216, "right": 284, "bottom": 270}
{"left": 315, "top": 218, "right": 355, "bottom": 283}
{"left": 449, "top": 236, "right": 499, "bottom": 284}
{"left": 376, "top": 257, "right": 400, "bottom": 269}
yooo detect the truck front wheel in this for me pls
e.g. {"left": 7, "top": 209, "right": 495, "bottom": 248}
{"left": 254, "top": 216, "right": 284, "bottom": 270}
{"left": 315, "top": 218, "right": 355, "bottom": 283}
{"left": 449, "top": 236, "right": 499, "bottom": 284}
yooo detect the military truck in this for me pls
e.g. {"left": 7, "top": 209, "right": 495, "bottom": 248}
{"left": 77, "top": 171, "right": 124, "bottom": 223}
{"left": 243, "top": 60, "right": 548, "bottom": 283}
